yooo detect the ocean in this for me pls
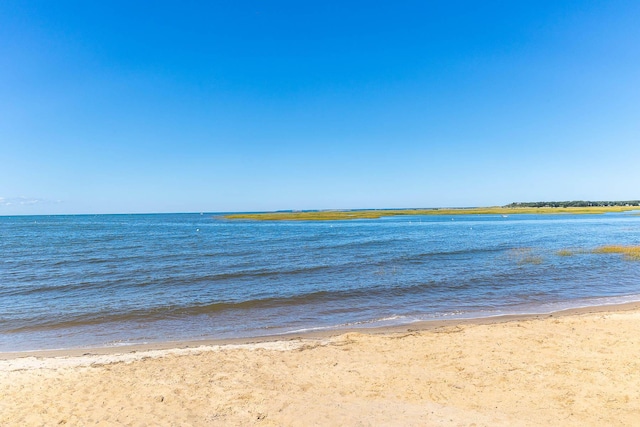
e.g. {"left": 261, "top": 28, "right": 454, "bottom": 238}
{"left": 1, "top": 212, "right": 639, "bottom": 352}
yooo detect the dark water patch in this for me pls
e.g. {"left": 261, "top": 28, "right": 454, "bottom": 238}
{"left": 2, "top": 282, "right": 447, "bottom": 334}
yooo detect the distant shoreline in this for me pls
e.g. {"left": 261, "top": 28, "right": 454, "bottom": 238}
{"left": 224, "top": 205, "right": 640, "bottom": 221}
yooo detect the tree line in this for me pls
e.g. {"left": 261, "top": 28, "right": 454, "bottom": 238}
{"left": 504, "top": 200, "right": 640, "bottom": 208}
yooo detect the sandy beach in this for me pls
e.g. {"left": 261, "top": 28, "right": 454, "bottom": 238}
{"left": 2, "top": 304, "right": 639, "bottom": 426}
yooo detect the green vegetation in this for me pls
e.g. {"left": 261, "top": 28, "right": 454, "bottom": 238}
{"left": 554, "top": 246, "right": 640, "bottom": 261}
{"left": 507, "top": 248, "right": 544, "bottom": 265}
{"left": 592, "top": 245, "right": 640, "bottom": 261}
{"left": 556, "top": 249, "right": 574, "bottom": 257}
{"left": 224, "top": 204, "right": 640, "bottom": 221}
{"left": 505, "top": 200, "right": 640, "bottom": 208}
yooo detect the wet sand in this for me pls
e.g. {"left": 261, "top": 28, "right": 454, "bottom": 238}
{"left": 2, "top": 303, "right": 640, "bottom": 426}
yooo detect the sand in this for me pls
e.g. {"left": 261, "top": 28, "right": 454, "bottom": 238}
{"left": 2, "top": 305, "right": 640, "bottom": 426}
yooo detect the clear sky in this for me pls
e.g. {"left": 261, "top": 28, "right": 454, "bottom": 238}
{"left": 1, "top": 1, "right": 639, "bottom": 215}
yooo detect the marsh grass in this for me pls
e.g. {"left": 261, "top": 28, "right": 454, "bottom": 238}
{"left": 513, "top": 245, "right": 640, "bottom": 264}
{"left": 556, "top": 249, "right": 574, "bottom": 257}
{"left": 592, "top": 245, "right": 640, "bottom": 261}
{"left": 521, "top": 256, "right": 543, "bottom": 265}
{"left": 555, "top": 245, "right": 640, "bottom": 261}
{"left": 224, "top": 206, "right": 638, "bottom": 221}
{"left": 507, "top": 248, "right": 544, "bottom": 265}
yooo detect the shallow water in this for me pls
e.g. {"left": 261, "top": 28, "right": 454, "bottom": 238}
{"left": 1, "top": 212, "right": 640, "bottom": 351}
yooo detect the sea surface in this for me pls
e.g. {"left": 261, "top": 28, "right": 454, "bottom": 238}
{"left": 1, "top": 212, "right": 640, "bottom": 352}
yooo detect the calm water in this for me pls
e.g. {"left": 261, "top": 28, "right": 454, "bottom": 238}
{"left": 1, "top": 212, "right": 640, "bottom": 352}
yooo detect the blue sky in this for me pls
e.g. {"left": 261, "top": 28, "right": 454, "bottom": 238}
{"left": 1, "top": 1, "right": 639, "bottom": 214}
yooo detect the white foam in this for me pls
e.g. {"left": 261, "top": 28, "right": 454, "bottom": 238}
{"left": 0, "top": 339, "right": 321, "bottom": 372}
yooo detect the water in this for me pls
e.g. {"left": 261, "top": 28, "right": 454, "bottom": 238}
{"left": 1, "top": 212, "right": 640, "bottom": 352}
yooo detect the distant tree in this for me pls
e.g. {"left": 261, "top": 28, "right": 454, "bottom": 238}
{"left": 504, "top": 200, "right": 640, "bottom": 208}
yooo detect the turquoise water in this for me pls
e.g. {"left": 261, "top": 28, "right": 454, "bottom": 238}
{"left": 1, "top": 212, "right": 640, "bottom": 352}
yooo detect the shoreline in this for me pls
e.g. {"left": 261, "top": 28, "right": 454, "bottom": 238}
{"left": 0, "top": 303, "right": 640, "bottom": 427}
{"left": 223, "top": 205, "right": 640, "bottom": 221}
{"left": 3, "top": 300, "right": 640, "bottom": 425}
{"left": 3, "top": 300, "right": 640, "bottom": 363}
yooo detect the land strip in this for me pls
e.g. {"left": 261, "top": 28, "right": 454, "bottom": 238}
{"left": 224, "top": 205, "right": 639, "bottom": 221}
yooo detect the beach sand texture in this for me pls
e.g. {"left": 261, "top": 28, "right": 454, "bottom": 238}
{"left": 1, "top": 308, "right": 639, "bottom": 426}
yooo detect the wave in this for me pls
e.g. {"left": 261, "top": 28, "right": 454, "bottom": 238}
{"left": 0, "top": 277, "right": 470, "bottom": 334}
{"left": 0, "top": 245, "right": 502, "bottom": 298}
{"left": 401, "top": 247, "right": 508, "bottom": 262}
{"left": 313, "top": 236, "right": 407, "bottom": 250}
{"left": 0, "top": 262, "right": 342, "bottom": 298}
